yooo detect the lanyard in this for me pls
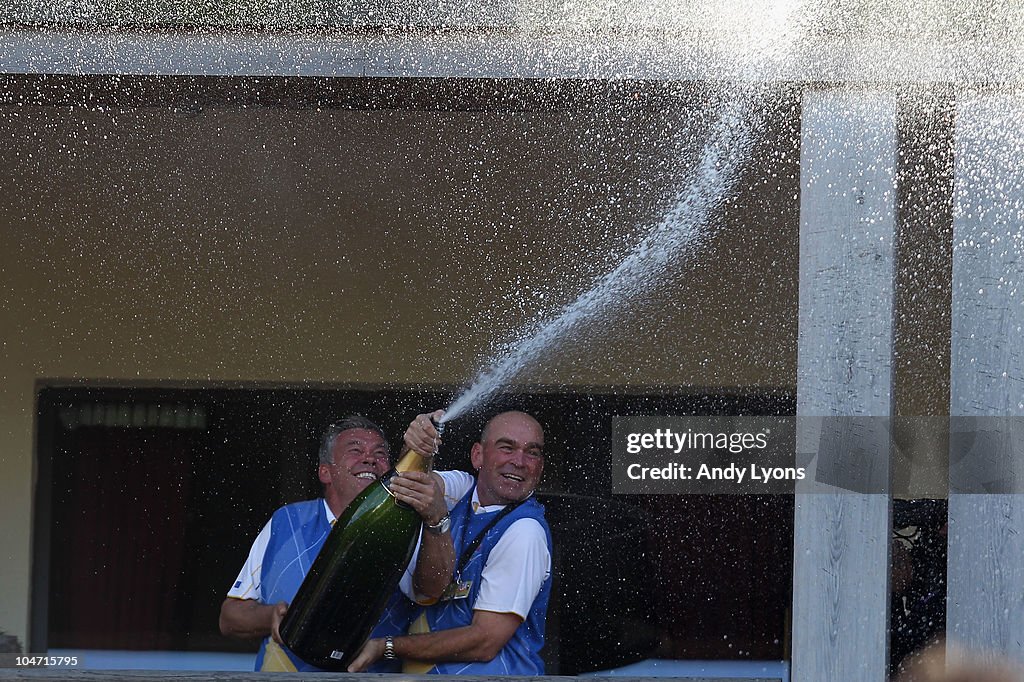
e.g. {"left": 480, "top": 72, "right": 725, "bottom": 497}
{"left": 453, "top": 486, "right": 524, "bottom": 581}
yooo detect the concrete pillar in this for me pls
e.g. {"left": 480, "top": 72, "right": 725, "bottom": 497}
{"left": 792, "top": 88, "right": 897, "bottom": 682}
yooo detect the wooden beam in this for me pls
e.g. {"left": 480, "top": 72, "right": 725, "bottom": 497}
{"left": 947, "top": 92, "right": 1024, "bottom": 667}
{"left": 0, "top": 27, "right": 1022, "bottom": 82}
{"left": 792, "top": 88, "right": 897, "bottom": 682}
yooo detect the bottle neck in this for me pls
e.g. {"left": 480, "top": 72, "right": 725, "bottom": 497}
{"left": 394, "top": 448, "right": 432, "bottom": 474}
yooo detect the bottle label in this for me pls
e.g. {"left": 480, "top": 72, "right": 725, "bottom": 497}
{"left": 329, "top": 650, "right": 345, "bottom": 660}
{"left": 379, "top": 471, "right": 397, "bottom": 497}
{"left": 379, "top": 470, "right": 414, "bottom": 510}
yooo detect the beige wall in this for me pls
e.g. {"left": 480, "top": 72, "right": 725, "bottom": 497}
{"left": 0, "top": 96, "right": 801, "bottom": 645}
{"left": 0, "top": 373, "right": 35, "bottom": 650}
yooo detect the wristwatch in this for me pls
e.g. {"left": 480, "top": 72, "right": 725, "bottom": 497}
{"left": 384, "top": 636, "right": 396, "bottom": 660}
{"left": 425, "top": 512, "right": 451, "bottom": 535}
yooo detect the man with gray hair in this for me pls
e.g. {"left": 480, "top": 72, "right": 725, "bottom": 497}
{"left": 219, "top": 415, "right": 449, "bottom": 672}
{"left": 349, "top": 409, "right": 552, "bottom": 676}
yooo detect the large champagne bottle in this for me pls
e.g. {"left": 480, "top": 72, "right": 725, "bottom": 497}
{"left": 279, "top": 446, "right": 431, "bottom": 670}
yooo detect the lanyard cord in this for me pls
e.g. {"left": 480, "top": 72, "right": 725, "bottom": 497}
{"left": 453, "top": 487, "right": 524, "bottom": 579}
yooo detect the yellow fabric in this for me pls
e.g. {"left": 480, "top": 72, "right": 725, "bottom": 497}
{"left": 260, "top": 640, "right": 298, "bottom": 672}
{"left": 401, "top": 612, "right": 434, "bottom": 674}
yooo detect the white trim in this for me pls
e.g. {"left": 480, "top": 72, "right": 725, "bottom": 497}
{"left": 0, "top": 27, "right": 1015, "bottom": 82}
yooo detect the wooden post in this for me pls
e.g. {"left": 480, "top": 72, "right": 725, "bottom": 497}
{"left": 792, "top": 88, "right": 897, "bottom": 682}
{"left": 947, "top": 92, "right": 1024, "bottom": 666}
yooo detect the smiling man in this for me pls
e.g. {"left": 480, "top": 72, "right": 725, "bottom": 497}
{"left": 219, "top": 415, "right": 446, "bottom": 672}
{"left": 350, "top": 409, "right": 553, "bottom": 676}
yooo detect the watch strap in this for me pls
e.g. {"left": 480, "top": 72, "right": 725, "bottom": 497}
{"left": 425, "top": 512, "right": 451, "bottom": 534}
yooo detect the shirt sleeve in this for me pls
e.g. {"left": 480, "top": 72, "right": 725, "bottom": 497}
{"left": 473, "top": 518, "right": 551, "bottom": 620}
{"left": 226, "top": 518, "right": 272, "bottom": 601}
{"left": 437, "top": 469, "right": 475, "bottom": 509}
{"left": 399, "top": 469, "right": 477, "bottom": 602}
